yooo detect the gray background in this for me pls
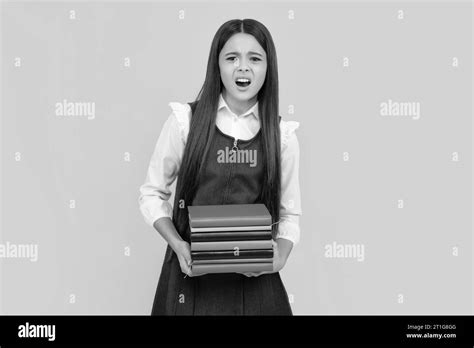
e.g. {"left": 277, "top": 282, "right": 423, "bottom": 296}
{"left": 0, "top": 0, "right": 472, "bottom": 314}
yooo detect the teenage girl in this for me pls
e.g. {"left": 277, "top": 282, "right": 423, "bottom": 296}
{"left": 139, "top": 18, "right": 302, "bottom": 315}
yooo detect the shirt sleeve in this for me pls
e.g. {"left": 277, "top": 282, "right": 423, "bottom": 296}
{"left": 138, "top": 103, "right": 189, "bottom": 227}
{"left": 276, "top": 121, "right": 303, "bottom": 246}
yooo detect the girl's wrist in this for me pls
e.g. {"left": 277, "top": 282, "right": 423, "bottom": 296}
{"left": 170, "top": 238, "right": 186, "bottom": 254}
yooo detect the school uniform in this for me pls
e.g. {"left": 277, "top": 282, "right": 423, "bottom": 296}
{"left": 139, "top": 93, "right": 302, "bottom": 315}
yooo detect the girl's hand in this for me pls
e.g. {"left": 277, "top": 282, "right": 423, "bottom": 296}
{"left": 174, "top": 240, "right": 208, "bottom": 277}
{"left": 241, "top": 239, "right": 287, "bottom": 277}
{"left": 174, "top": 240, "right": 192, "bottom": 275}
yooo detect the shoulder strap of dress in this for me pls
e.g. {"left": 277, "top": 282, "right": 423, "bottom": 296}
{"left": 188, "top": 100, "right": 199, "bottom": 116}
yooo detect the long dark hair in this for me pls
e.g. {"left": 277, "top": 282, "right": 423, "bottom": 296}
{"left": 174, "top": 18, "right": 281, "bottom": 238}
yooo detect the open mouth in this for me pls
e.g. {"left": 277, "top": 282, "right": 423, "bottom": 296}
{"left": 235, "top": 78, "right": 251, "bottom": 88}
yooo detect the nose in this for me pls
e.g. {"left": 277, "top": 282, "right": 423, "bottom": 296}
{"left": 236, "top": 58, "right": 250, "bottom": 72}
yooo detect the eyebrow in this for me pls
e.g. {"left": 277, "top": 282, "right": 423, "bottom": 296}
{"left": 224, "top": 51, "right": 263, "bottom": 57}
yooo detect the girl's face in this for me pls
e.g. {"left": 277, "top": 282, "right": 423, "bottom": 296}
{"left": 218, "top": 33, "right": 267, "bottom": 107}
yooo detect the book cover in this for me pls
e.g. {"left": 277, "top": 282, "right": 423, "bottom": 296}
{"left": 191, "top": 249, "right": 273, "bottom": 260}
{"left": 191, "top": 231, "right": 272, "bottom": 242}
{"left": 193, "top": 258, "right": 273, "bottom": 265}
{"left": 190, "top": 225, "right": 271, "bottom": 233}
{"left": 188, "top": 204, "right": 272, "bottom": 228}
{"left": 192, "top": 262, "right": 273, "bottom": 274}
{"left": 191, "top": 240, "right": 273, "bottom": 251}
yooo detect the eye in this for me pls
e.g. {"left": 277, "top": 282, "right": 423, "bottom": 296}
{"left": 251, "top": 57, "right": 261, "bottom": 62}
{"left": 226, "top": 56, "right": 236, "bottom": 61}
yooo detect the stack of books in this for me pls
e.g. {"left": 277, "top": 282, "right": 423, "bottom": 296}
{"left": 188, "top": 204, "right": 274, "bottom": 275}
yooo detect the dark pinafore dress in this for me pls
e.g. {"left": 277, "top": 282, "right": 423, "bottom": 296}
{"left": 151, "top": 101, "right": 293, "bottom": 315}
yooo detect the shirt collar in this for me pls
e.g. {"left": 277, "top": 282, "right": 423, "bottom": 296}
{"left": 218, "top": 93, "right": 259, "bottom": 120}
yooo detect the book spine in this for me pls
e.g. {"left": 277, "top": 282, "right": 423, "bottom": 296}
{"left": 190, "top": 215, "right": 272, "bottom": 228}
{"left": 192, "top": 249, "right": 273, "bottom": 260}
{"left": 191, "top": 240, "right": 273, "bottom": 251}
{"left": 190, "top": 225, "right": 271, "bottom": 233}
{"left": 193, "top": 258, "right": 272, "bottom": 265}
{"left": 192, "top": 262, "right": 273, "bottom": 274}
{"left": 191, "top": 231, "right": 272, "bottom": 242}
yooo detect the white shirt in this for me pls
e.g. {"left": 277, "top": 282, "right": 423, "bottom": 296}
{"left": 138, "top": 93, "right": 302, "bottom": 245}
